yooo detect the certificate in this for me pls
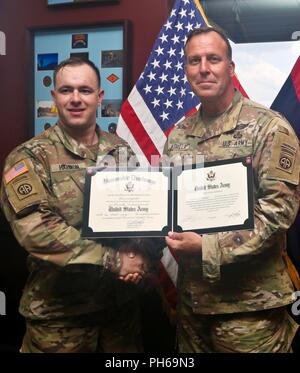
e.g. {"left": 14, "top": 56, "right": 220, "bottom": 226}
{"left": 82, "top": 167, "right": 172, "bottom": 238}
{"left": 81, "top": 157, "right": 254, "bottom": 238}
{"left": 173, "top": 156, "right": 254, "bottom": 234}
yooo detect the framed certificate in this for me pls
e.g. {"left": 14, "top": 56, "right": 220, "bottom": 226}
{"left": 173, "top": 156, "right": 254, "bottom": 235}
{"left": 82, "top": 167, "right": 172, "bottom": 238}
{"left": 81, "top": 157, "right": 254, "bottom": 238}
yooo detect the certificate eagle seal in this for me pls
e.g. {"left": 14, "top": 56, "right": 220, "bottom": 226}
{"left": 124, "top": 181, "right": 134, "bottom": 192}
{"left": 206, "top": 170, "right": 216, "bottom": 182}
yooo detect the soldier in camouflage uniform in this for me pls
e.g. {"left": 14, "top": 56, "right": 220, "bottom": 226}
{"left": 1, "top": 58, "right": 158, "bottom": 352}
{"left": 163, "top": 27, "right": 300, "bottom": 352}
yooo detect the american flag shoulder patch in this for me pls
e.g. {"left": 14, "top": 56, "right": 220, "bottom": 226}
{"left": 4, "top": 161, "right": 29, "bottom": 184}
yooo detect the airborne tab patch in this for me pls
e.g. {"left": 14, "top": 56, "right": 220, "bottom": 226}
{"left": 266, "top": 132, "right": 299, "bottom": 185}
{"left": 4, "top": 161, "right": 29, "bottom": 184}
{"left": 277, "top": 143, "right": 296, "bottom": 174}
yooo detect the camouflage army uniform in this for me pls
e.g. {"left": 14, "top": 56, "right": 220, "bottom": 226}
{"left": 0, "top": 123, "right": 143, "bottom": 353}
{"left": 163, "top": 90, "right": 300, "bottom": 352}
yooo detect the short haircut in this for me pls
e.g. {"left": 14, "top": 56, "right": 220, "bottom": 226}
{"left": 184, "top": 26, "right": 232, "bottom": 60}
{"left": 53, "top": 57, "right": 101, "bottom": 87}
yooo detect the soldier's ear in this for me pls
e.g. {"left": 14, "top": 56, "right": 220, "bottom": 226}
{"left": 97, "top": 89, "right": 104, "bottom": 106}
{"left": 51, "top": 89, "right": 56, "bottom": 102}
{"left": 229, "top": 61, "right": 235, "bottom": 77}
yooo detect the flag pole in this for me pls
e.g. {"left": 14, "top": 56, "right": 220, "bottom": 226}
{"left": 194, "top": 0, "right": 210, "bottom": 25}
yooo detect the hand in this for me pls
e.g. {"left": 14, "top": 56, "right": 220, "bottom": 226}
{"left": 117, "top": 250, "right": 148, "bottom": 284}
{"left": 165, "top": 231, "right": 202, "bottom": 256}
{"left": 118, "top": 272, "right": 143, "bottom": 284}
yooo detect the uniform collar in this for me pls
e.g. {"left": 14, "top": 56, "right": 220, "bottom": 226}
{"left": 186, "top": 90, "right": 244, "bottom": 142}
{"left": 53, "top": 124, "right": 101, "bottom": 160}
{"left": 52, "top": 123, "right": 128, "bottom": 162}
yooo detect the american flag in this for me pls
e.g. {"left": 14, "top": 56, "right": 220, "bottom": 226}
{"left": 117, "top": 0, "right": 209, "bottom": 167}
{"left": 117, "top": 0, "right": 247, "bottom": 308}
{"left": 4, "top": 161, "right": 28, "bottom": 184}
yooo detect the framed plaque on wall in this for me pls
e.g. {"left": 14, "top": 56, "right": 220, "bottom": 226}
{"left": 28, "top": 20, "right": 131, "bottom": 135}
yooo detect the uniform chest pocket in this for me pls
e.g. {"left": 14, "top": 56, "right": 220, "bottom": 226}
{"left": 51, "top": 169, "right": 86, "bottom": 225}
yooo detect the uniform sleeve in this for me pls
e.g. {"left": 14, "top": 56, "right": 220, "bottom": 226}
{"left": 202, "top": 118, "right": 300, "bottom": 282}
{"left": 0, "top": 149, "right": 118, "bottom": 269}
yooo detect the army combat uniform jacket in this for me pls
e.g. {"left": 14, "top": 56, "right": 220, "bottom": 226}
{"left": 164, "top": 90, "right": 300, "bottom": 314}
{"left": 1, "top": 124, "right": 138, "bottom": 321}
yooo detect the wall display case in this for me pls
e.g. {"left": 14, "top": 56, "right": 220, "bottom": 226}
{"left": 29, "top": 21, "right": 130, "bottom": 135}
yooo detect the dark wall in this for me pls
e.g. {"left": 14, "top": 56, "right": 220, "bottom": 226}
{"left": 0, "top": 212, "right": 28, "bottom": 352}
{"left": 0, "top": 0, "right": 172, "bottom": 170}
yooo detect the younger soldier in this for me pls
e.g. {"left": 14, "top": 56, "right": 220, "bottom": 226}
{"left": 1, "top": 57, "right": 157, "bottom": 352}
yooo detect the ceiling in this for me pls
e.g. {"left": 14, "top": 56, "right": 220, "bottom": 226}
{"left": 201, "top": 0, "right": 300, "bottom": 43}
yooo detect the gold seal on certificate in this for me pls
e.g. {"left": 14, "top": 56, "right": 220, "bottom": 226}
{"left": 81, "top": 157, "right": 254, "bottom": 238}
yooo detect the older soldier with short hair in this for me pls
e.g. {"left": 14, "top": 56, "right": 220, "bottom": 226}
{"left": 1, "top": 57, "right": 159, "bottom": 352}
{"left": 164, "top": 27, "right": 300, "bottom": 352}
